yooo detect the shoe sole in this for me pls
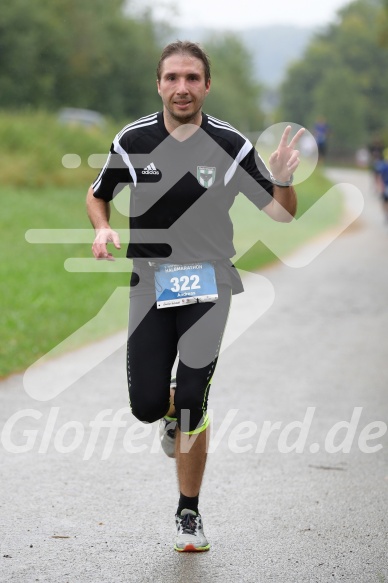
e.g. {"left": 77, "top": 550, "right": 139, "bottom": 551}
{"left": 174, "top": 543, "right": 210, "bottom": 552}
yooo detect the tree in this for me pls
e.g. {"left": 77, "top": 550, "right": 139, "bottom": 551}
{"left": 312, "top": 66, "right": 366, "bottom": 153}
{"left": 203, "top": 33, "right": 264, "bottom": 131}
{"left": 279, "top": 40, "right": 336, "bottom": 128}
{"left": 278, "top": 0, "right": 388, "bottom": 154}
{"left": 0, "top": 0, "right": 163, "bottom": 118}
{"left": 0, "top": 1, "right": 263, "bottom": 127}
{"left": 378, "top": 0, "right": 388, "bottom": 46}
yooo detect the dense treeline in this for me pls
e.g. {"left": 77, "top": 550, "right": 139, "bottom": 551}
{"left": 204, "top": 33, "right": 263, "bottom": 132}
{"left": 279, "top": 0, "right": 388, "bottom": 155}
{"left": 0, "top": 0, "right": 161, "bottom": 117}
{"left": 380, "top": 0, "right": 388, "bottom": 45}
{"left": 0, "top": 0, "right": 263, "bottom": 130}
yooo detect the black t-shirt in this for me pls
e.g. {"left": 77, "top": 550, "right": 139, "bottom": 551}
{"left": 92, "top": 111, "right": 274, "bottom": 294}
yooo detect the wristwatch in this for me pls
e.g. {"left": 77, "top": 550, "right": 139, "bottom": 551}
{"left": 271, "top": 174, "right": 294, "bottom": 187}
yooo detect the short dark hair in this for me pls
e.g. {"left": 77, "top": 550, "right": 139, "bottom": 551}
{"left": 156, "top": 40, "right": 211, "bottom": 84}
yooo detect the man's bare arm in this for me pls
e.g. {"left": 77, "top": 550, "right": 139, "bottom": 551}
{"left": 263, "top": 185, "right": 297, "bottom": 223}
{"left": 86, "top": 186, "right": 121, "bottom": 260}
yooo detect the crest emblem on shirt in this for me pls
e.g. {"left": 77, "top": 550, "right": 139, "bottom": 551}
{"left": 197, "top": 166, "right": 216, "bottom": 188}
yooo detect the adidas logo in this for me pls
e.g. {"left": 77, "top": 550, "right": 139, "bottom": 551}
{"left": 142, "top": 162, "right": 160, "bottom": 175}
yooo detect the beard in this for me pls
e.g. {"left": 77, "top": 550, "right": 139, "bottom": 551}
{"left": 167, "top": 102, "right": 203, "bottom": 125}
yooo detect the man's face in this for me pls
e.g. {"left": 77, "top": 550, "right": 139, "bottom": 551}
{"left": 157, "top": 53, "right": 211, "bottom": 126}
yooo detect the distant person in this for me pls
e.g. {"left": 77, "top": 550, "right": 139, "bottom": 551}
{"left": 375, "top": 147, "right": 388, "bottom": 223}
{"left": 368, "top": 135, "right": 385, "bottom": 193}
{"left": 314, "top": 117, "right": 330, "bottom": 163}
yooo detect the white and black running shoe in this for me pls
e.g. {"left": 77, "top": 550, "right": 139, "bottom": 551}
{"left": 174, "top": 509, "right": 210, "bottom": 552}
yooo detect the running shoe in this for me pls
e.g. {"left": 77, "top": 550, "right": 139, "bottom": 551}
{"left": 174, "top": 509, "right": 210, "bottom": 552}
{"left": 159, "top": 416, "right": 177, "bottom": 458}
{"left": 159, "top": 378, "right": 177, "bottom": 458}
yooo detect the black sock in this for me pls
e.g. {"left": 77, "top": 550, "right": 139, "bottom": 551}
{"left": 177, "top": 493, "right": 199, "bottom": 515}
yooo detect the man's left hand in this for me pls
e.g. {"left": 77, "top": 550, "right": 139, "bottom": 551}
{"left": 269, "top": 125, "right": 305, "bottom": 183}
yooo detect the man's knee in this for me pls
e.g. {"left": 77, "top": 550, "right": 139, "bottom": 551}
{"left": 129, "top": 392, "right": 169, "bottom": 424}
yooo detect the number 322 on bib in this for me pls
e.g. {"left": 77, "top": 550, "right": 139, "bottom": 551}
{"left": 154, "top": 262, "right": 218, "bottom": 309}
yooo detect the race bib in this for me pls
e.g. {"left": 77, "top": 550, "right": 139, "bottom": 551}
{"left": 154, "top": 262, "right": 218, "bottom": 309}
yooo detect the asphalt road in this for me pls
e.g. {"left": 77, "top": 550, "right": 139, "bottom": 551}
{"left": 1, "top": 168, "right": 387, "bottom": 583}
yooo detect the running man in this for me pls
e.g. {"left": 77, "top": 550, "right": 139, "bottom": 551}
{"left": 314, "top": 116, "right": 330, "bottom": 163}
{"left": 375, "top": 147, "right": 388, "bottom": 223}
{"left": 86, "top": 41, "right": 304, "bottom": 552}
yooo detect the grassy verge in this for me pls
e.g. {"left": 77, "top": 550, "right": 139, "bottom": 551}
{"left": 1, "top": 187, "right": 129, "bottom": 378}
{"left": 0, "top": 110, "right": 123, "bottom": 188}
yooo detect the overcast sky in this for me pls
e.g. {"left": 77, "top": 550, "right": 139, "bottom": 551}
{"left": 148, "top": 0, "right": 352, "bottom": 29}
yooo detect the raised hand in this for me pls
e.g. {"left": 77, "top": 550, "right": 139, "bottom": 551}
{"left": 269, "top": 125, "right": 305, "bottom": 183}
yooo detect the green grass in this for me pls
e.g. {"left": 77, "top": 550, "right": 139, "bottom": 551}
{"left": 1, "top": 187, "right": 131, "bottom": 377}
{"left": 0, "top": 111, "right": 342, "bottom": 378}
